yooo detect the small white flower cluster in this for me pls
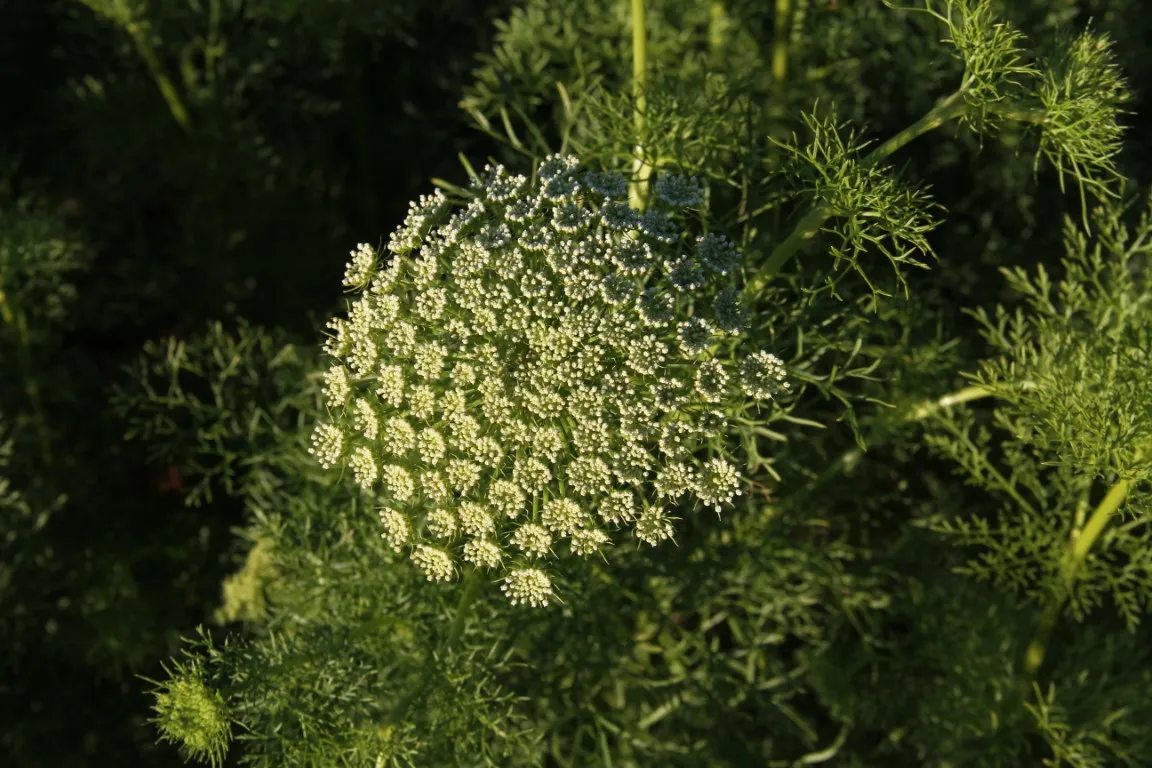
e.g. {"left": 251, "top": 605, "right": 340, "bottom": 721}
{"left": 654, "top": 174, "right": 704, "bottom": 207}
{"left": 343, "top": 242, "right": 376, "bottom": 289}
{"left": 310, "top": 156, "right": 789, "bottom": 606}
{"left": 741, "top": 351, "right": 792, "bottom": 400}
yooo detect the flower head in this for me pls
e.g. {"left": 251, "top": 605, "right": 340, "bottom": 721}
{"left": 741, "top": 351, "right": 792, "bottom": 400}
{"left": 501, "top": 568, "right": 553, "bottom": 607}
{"left": 312, "top": 156, "right": 789, "bottom": 605}
{"left": 654, "top": 173, "right": 704, "bottom": 207}
{"left": 152, "top": 666, "right": 232, "bottom": 766}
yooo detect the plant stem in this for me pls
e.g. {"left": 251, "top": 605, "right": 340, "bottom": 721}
{"left": 752, "top": 204, "right": 833, "bottom": 287}
{"left": 772, "top": 0, "right": 792, "bottom": 84}
{"left": 126, "top": 19, "right": 192, "bottom": 131}
{"left": 791, "top": 384, "right": 994, "bottom": 504}
{"left": 386, "top": 569, "right": 485, "bottom": 725}
{"left": 906, "top": 384, "right": 992, "bottom": 421}
{"left": 744, "top": 90, "right": 968, "bottom": 295}
{"left": 936, "top": 414, "right": 1037, "bottom": 516}
{"left": 708, "top": 1, "right": 728, "bottom": 63}
{"left": 442, "top": 569, "right": 485, "bottom": 650}
{"left": 864, "top": 90, "right": 967, "bottom": 165}
{"left": 628, "top": 0, "right": 652, "bottom": 210}
{"left": 1022, "top": 477, "right": 1132, "bottom": 678}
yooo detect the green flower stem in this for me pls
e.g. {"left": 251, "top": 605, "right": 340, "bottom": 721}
{"left": 1023, "top": 476, "right": 1133, "bottom": 678}
{"left": 864, "top": 89, "right": 967, "bottom": 164}
{"left": 628, "top": 0, "right": 652, "bottom": 210}
{"left": 746, "top": 90, "right": 968, "bottom": 295}
{"left": 0, "top": 288, "right": 52, "bottom": 465}
{"left": 792, "top": 384, "right": 994, "bottom": 504}
{"left": 786, "top": 378, "right": 1128, "bottom": 682}
{"left": 786, "top": 378, "right": 1127, "bottom": 683}
{"left": 751, "top": 204, "right": 834, "bottom": 288}
{"left": 125, "top": 19, "right": 192, "bottom": 131}
{"left": 906, "top": 384, "right": 993, "bottom": 421}
{"left": 386, "top": 569, "right": 485, "bottom": 725}
{"left": 772, "top": 0, "right": 792, "bottom": 84}
{"left": 989, "top": 106, "right": 1047, "bottom": 126}
{"left": 708, "top": 1, "right": 728, "bottom": 62}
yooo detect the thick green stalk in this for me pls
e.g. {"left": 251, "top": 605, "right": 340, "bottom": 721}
{"left": 784, "top": 374, "right": 1126, "bottom": 684}
{"left": 708, "top": 1, "right": 728, "bottom": 62}
{"left": 879, "top": 382, "right": 1127, "bottom": 681}
{"left": 907, "top": 384, "right": 993, "bottom": 421}
{"left": 772, "top": 0, "right": 792, "bottom": 84}
{"left": 125, "top": 19, "right": 191, "bottom": 131}
{"left": 386, "top": 570, "right": 485, "bottom": 725}
{"left": 864, "top": 90, "right": 967, "bottom": 164}
{"left": 752, "top": 204, "right": 833, "bottom": 286}
{"left": 628, "top": 0, "right": 652, "bottom": 210}
{"left": 1023, "top": 477, "right": 1132, "bottom": 678}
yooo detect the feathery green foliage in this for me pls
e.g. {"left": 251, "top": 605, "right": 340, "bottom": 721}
{"left": 927, "top": 194, "right": 1152, "bottom": 630}
{"left": 115, "top": 321, "right": 313, "bottom": 506}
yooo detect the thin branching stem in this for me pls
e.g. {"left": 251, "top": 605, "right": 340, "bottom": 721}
{"left": 791, "top": 384, "right": 994, "bottom": 504}
{"left": 708, "top": 1, "right": 727, "bottom": 63}
{"left": 865, "top": 89, "right": 967, "bottom": 162}
{"left": 935, "top": 415, "right": 1038, "bottom": 516}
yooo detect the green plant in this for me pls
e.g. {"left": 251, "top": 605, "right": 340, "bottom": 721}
{"left": 926, "top": 193, "right": 1152, "bottom": 672}
{"left": 6, "top": 0, "right": 1152, "bottom": 765}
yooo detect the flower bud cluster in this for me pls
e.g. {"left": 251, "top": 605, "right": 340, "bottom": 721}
{"left": 310, "top": 156, "right": 788, "bottom": 606}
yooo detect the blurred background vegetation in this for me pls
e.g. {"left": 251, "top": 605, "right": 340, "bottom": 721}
{"left": 2, "top": 0, "right": 1152, "bottom": 765}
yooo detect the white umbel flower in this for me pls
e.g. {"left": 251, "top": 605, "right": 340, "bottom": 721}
{"left": 741, "top": 351, "right": 792, "bottom": 399}
{"left": 457, "top": 502, "right": 495, "bottom": 537}
{"left": 323, "top": 365, "right": 351, "bottom": 409}
{"left": 597, "top": 490, "right": 637, "bottom": 525}
{"left": 309, "top": 422, "right": 343, "bottom": 469}
{"left": 426, "top": 508, "right": 458, "bottom": 540}
{"left": 635, "top": 507, "right": 676, "bottom": 546}
{"left": 343, "top": 242, "right": 377, "bottom": 288}
{"left": 570, "top": 527, "right": 611, "bottom": 557}
{"left": 416, "top": 427, "right": 446, "bottom": 466}
{"left": 349, "top": 445, "right": 378, "bottom": 490}
{"left": 695, "top": 458, "right": 742, "bottom": 511}
{"left": 540, "top": 498, "right": 586, "bottom": 536}
{"left": 490, "top": 479, "right": 526, "bottom": 519}
{"left": 510, "top": 523, "right": 552, "bottom": 558}
{"left": 654, "top": 174, "right": 704, "bottom": 207}
{"left": 462, "top": 538, "right": 502, "bottom": 569}
{"left": 375, "top": 364, "right": 405, "bottom": 407}
{"left": 352, "top": 398, "right": 379, "bottom": 440}
{"left": 380, "top": 464, "right": 414, "bottom": 502}
{"left": 378, "top": 508, "right": 410, "bottom": 553}
{"left": 313, "top": 155, "right": 789, "bottom": 605}
{"left": 501, "top": 568, "right": 553, "bottom": 607}
{"left": 411, "top": 545, "right": 454, "bottom": 582}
